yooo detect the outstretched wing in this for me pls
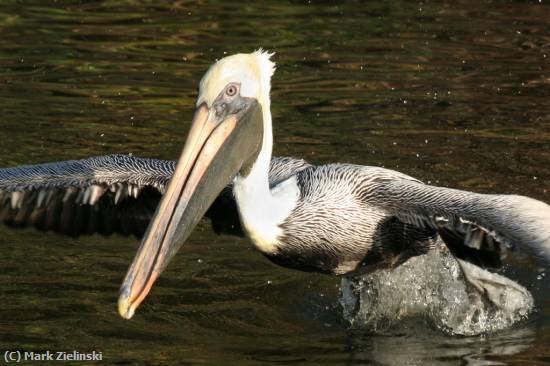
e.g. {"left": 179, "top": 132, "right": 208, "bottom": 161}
{"left": 0, "top": 154, "right": 311, "bottom": 238}
{"left": 369, "top": 176, "right": 550, "bottom": 266}
{"left": 0, "top": 155, "right": 172, "bottom": 237}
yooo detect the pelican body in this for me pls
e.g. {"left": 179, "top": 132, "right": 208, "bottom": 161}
{"left": 115, "top": 51, "right": 550, "bottom": 319}
{"left": 1, "top": 51, "right": 549, "bottom": 330}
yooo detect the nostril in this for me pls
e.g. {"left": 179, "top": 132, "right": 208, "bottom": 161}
{"left": 214, "top": 103, "right": 227, "bottom": 117}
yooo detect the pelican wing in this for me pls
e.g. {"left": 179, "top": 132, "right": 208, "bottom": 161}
{"left": 372, "top": 178, "right": 550, "bottom": 266}
{"left": 0, "top": 155, "right": 170, "bottom": 237}
{"left": 0, "top": 154, "right": 310, "bottom": 238}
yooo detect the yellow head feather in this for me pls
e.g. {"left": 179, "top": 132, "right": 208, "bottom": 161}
{"left": 197, "top": 50, "right": 276, "bottom": 107}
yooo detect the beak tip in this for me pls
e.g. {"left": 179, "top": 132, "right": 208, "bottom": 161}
{"left": 117, "top": 288, "right": 135, "bottom": 320}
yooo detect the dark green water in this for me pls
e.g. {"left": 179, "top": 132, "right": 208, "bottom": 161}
{"left": 0, "top": 1, "right": 549, "bottom": 365}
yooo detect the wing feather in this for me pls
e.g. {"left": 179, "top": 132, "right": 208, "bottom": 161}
{"left": 0, "top": 154, "right": 169, "bottom": 237}
{"left": 370, "top": 178, "right": 550, "bottom": 265}
{"left": 0, "top": 154, "right": 311, "bottom": 238}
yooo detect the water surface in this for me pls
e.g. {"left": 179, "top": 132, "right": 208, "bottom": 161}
{"left": 0, "top": 1, "right": 549, "bottom": 365}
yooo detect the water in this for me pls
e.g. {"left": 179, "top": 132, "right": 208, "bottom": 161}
{"left": 0, "top": 1, "right": 549, "bottom": 364}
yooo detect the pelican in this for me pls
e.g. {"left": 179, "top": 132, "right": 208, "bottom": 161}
{"left": 0, "top": 51, "right": 548, "bottom": 333}
{"left": 113, "top": 50, "right": 550, "bottom": 320}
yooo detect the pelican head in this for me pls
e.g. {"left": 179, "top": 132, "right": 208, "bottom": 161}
{"left": 118, "top": 50, "right": 275, "bottom": 319}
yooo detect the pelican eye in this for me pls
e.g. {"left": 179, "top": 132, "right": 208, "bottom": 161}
{"left": 213, "top": 83, "right": 243, "bottom": 119}
{"left": 225, "top": 84, "right": 238, "bottom": 97}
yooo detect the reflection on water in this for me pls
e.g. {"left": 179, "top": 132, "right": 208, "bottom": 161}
{"left": 346, "top": 325, "right": 538, "bottom": 365}
{"left": 0, "top": 1, "right": 549, "bottom": 365}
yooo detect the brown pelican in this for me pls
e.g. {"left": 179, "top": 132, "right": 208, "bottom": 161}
{"left": 0, "top": 51, "right": 548, "bottom": 331}
{"left": 110, "top": 50, "right": 549, "bottom": 320}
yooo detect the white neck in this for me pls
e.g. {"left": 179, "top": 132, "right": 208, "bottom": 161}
{"left": 233, "top": 96, "right": 299, "bottom": 254}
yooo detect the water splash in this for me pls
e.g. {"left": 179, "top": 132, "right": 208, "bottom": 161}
{"left": 340, "top": 241, "right": 533, "bottom": 336}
